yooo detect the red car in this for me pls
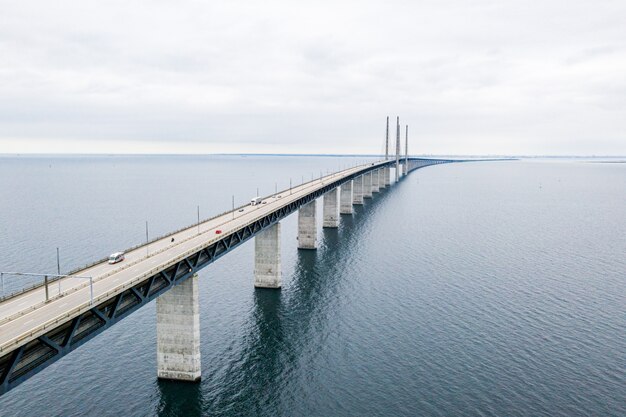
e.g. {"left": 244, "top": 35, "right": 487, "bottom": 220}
{"left": 215, "top": 230, "right": 222, "bottom": 234}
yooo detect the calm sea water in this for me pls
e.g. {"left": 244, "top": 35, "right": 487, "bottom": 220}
{"left": 0, "top": 156, "right": 624, "bottom": 417}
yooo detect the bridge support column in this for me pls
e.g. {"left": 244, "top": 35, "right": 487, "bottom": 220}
{"left": 403, "top": 163, "right": 408, "bottom": 176}
{"left": 340, "top": 180, "right": 353, "bottom": 214}
{"left": 363, "top": 172, "right": 373, "bottom": 199}
{"left": 372, "top": 169, "right": 380, "bottom": 193}
{"left": 353, "top": 175, "right": 364, "bottom": 205}
{"left": 323, "top": 188, "right": 339, "bottom": 228}
{"left": 298, "top": 201, "right": 317, "bottom": 249}
{"left": 254, "top": 222, "right": 282, "bottom": 288}
{"left": 157, "top": 274, "right": 201, "bottom": 382}
{"left": 384, "top": 167, "right": 391, "bottom": 187}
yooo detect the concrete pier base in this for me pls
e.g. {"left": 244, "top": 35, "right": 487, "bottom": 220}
{"left": 363, "top": 172, "right": 373, "bottom": 199}
{"left": 340, "top": 181, "right": 353, "bottom": 214}
{"left": 157, "top": 274, "right": 201, "bottom": 382}
{"left": 403, "top": 162, "right": 408, "bottom": 176}
{"left": 254, "top": 223, "right": 282, "bottom": 288}
{"left": 298, "top": 201, "right": 317, "bottom": 249}
{"left": 384, "top": 167, "right": 391, "bottom": 187}
{"left": 323, "top": 188, "right": 339, "bottom": 228}
{"left": 353, "top": 175, "right": 364, "bottom": 205}
{"left": 372, "top": 169, "right": 380, "bottom": 193}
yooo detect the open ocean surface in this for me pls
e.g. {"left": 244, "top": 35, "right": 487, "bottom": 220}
{"left": 0, "top": 155, "right": 624, "bottom": 417}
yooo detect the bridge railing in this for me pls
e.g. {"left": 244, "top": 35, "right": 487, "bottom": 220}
{"left": 0, "top": 157, "right": 431, "bottom": 305}
{"left": 0, "top": 163, "right": 367, "bottom": 352}
{"left": 0, "top": 161, "right": 378, "bottom": 304}
{"left": 0, "top": 158, "right": 450, "bottom": 353}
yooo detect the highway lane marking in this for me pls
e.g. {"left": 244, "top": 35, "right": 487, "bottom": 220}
{"left": 1, "top": 207, "right": 282, "bottom": 318}
{"left": 0, "top": 165, "right": 372, "bottom": 339}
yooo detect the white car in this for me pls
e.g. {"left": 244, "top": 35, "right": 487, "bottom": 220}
{"left": 108, "top": 252, "right": 125, "bottom": 264}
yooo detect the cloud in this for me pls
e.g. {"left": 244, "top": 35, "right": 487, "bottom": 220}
{"left": 0, "top": 0, "right": 625, "bottom": 155}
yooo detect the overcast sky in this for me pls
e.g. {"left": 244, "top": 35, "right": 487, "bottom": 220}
{"left": 0, "top": 0, "right": 624, "bottom": 155}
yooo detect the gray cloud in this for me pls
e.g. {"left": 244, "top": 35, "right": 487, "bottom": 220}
{"left": 0, "top": 0, "right": 625, "bottom": 155}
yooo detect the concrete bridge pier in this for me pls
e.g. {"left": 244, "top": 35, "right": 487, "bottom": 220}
{"left": 363, "top": 172, "right": 373, "bottom": 199}
{"left": 323, "top": 188, "right": 339, "bottom": 228}
{"left": 157, "top": 274, "right": 201, "bottom": 382}
{"left": 403, "top": 162, "right": 408, "bottom": 176}
{"left": 298, "top": 201, "right": 317, "bottom": 249}
{"left": 340, "top": 180, "right": 353, "bottom": 214}
{"left": 384, "top": 167, "right": 391, "bottom": 187}
{"left": 372, "top": 169, "right": 380, "bottom": 193}
{"left": 353, "top": 175, "right": 364, "bottom": 205}
{"left": 254, "top": 223, "right": 282, "bottom": 288}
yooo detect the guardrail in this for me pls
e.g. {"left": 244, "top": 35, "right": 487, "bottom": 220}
{"left": 0, "top": 161, "right": 381, "bottom": 353}
{"left": 0, "top": 162, "right": 371, "bottom": 304}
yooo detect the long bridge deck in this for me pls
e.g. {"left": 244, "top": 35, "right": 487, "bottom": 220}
{"left": 0, "top": 157, "right": 453, "bottom": 395}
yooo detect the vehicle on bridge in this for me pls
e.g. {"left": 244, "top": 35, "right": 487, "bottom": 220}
{"left": 0, "top": 155, "right": 462, "bottom": 397}
{"left": 107, "top": 252, "right": 125, "bottom": 264}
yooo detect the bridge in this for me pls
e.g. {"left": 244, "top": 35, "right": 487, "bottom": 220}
{"left": 0, "top": 119, "right": 459, "bottom": 396}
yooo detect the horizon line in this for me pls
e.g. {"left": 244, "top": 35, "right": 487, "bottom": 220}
{"left": 1, "top": 153, "right": 625, "bottom": 158}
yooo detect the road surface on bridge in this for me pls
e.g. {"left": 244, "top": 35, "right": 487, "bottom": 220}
{"left": 0, "top": 160, "right": 388, "bottom": 354}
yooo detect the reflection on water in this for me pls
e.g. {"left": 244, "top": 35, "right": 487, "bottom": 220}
{"left": 156, "top": 378, "right": 203, "bottom": 417}
{"left": 170, "top": 190, "right": 391, "bottom": 416}
{"left": 1, "top": 158, "right": 625, "bottom": 417}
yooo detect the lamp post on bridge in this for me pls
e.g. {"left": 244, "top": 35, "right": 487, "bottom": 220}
{"left": 57, "top": 247, "right": 61, "bottom": 295}
{"left": 44, "top": 275, "right": 49, "bottom": 302}
{"left": 0, "top": 271, "right": 94, "bottom": 305}
{"left": 146, "top": 221, "right": 149, "bottom": 257}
